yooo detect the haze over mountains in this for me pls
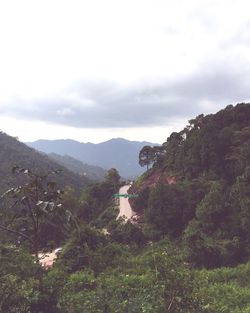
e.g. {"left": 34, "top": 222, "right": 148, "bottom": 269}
{"left": 26, "top": 138, "right": 157, "bottom": 178}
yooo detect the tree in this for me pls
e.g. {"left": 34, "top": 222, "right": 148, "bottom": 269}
{"left": 104, "top": 168, "right": 120, "bottom": 192}
{"left": 139, "top": 146, "right": 155, "bottom": 171}
{"left": 184, "top": 181, "right": 240, "bottom": 268}
{"left": 56, "top": 224, "right": 107, "bottom": 273}
{"left": 226, "top": 126, "right": 250, "bottom": 177}
{"left": 145, "top": 183, "right": 184, "bottom": 238}
{"left": 228, "top": 166, "right": 250, "bottom": 258}
{"left": 0, "top": 166, "right": 71, "bottom": 259}
{"left": 57, "top": 239, "right": 201, "bottom": 313}
{"left": 0, "top": 244, "right": 41, "bottom": 312}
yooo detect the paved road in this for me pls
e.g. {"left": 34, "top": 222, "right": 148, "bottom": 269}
{"left": 117, "top": 185, "right": 135, "bottom": 221}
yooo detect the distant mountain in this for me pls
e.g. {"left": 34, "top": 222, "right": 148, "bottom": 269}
{"left": 26, "top": 138, "right": 158, "bottom": 178}
{"left": 0, "top": 132, "right": 89, "bottom": 193}
{"left": 48, "top": 153, "right": 107, "bottom": 182}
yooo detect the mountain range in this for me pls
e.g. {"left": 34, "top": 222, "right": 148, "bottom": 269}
{"left": 26, "top": 138, "right": 157, "bottom": 178}
{"left": 0, "top": 132, "right": 89, "bottom": 194}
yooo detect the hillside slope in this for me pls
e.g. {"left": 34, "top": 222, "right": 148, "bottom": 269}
{"left": 26, "top": 138, "right": 158, "bottom": 178}
{"left": 48, "top": 153, "right": 107, "bottom": 182}
{"left": 130, "top": 103, "right": 250, "bottom": 268}
{"left": 0, "top": 132, "right": 89, "bottom": 193}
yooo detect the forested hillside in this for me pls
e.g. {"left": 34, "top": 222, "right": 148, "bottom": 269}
{"left": 132, "top": 103, "right": 250, "bottom": 267}
{"left": 48, "top": 153, "right": 107, "bottom": 182}
{"left": 1, "top": 104, "right": 250, "bottom": 313}
{"left": 0, "top": 132, "right": 89, "bottom": 193}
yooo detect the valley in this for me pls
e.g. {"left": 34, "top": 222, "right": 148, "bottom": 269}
{"left": 0, "top": 103, "right": 250, "bottom": 313}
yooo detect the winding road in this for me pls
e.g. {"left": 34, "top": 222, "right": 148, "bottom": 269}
{"left": 39, "top": 185, "right": 134, "bottom": 268}
{"left": 117, "top": 185, "right": 135, "bottom": 221}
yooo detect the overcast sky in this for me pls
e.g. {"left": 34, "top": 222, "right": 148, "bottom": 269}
{"left": 0, "top": 0, "right": 250, "bottom": 144}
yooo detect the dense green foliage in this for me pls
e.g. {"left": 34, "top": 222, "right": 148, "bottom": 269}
{"left": 135, "top": 104, "right": 250, "bottom": 268}
{"left": 1, "top": 103, "right": 250, "bottom": 312}
{"left": 3, "top": 236, "right": 250, "bottom": 312}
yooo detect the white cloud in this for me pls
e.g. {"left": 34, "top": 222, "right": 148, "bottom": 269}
{"left": 0, "top": 115, "right": 186, "bottom": 144}
{"left": 0, "top": 0, "right": 250, "bottom": 142}
{"left": 56, "top": 108, "right": 75, "bottom": 116}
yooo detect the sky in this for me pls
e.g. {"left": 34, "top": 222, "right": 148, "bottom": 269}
{"left": 0, "top": 0, "right": 250, "bottom": 144}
